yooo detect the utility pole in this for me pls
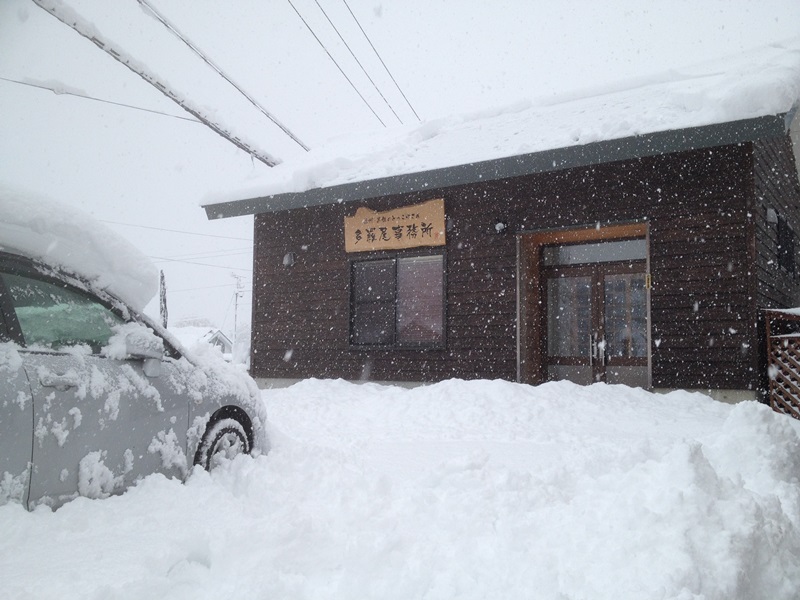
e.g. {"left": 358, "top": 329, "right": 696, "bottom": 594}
{"left": 32, "top": 0, "right": 282, "bottom": 167}
{"left": 159, "top": 270, "right": 168, "bottom": 328}
{"left": 231, "top": 273, "right": 246, "bottom": 352}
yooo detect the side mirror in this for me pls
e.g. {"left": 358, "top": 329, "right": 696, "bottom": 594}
{"left": 142, "top": 357, "right": 162, "bottom": 378}
{"left": 125, "top": 329, "right": 164, "bottom": 378}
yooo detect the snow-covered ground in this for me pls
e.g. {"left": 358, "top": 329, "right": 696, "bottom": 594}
{"left": 1, "top": 378, "right": 799, "bottom": 599}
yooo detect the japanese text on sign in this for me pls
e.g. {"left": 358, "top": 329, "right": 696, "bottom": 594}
{"left": 344, "top": 198, "right": 445, "bottom": 253}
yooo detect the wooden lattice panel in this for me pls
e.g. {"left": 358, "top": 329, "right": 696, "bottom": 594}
{"left": 769, "top": 335, "right": 800, "bottom": 420}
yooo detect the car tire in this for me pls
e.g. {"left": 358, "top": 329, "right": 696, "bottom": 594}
{"left": 195, "top": 417, "right": 251, "bottom": 470}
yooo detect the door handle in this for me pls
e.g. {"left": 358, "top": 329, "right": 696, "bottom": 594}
{"left": 40, "top": 373, "right": 80, "bottom": 391}
{"left": 589, "top": 334, "right": 606, "bottom": 367}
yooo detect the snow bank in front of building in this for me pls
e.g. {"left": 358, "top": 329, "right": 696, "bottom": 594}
{"left": 1, "top": 379, "right": 799, "bottom": 599}
{"left": 0, "top": 186, "right": 157, "bottom": 310}
{"left": 205, "top": 39, "right": 800, "bottom": 206}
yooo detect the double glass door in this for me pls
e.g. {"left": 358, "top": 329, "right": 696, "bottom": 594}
{"left": 544, "top": 240, "right": 648, "bottom": 387}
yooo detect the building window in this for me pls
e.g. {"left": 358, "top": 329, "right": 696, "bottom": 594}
{"left": 778, "top": 216, "right": 795, "bottom": 274}
{"left": 350, "top": 254, "right": 444, "bottom": 347}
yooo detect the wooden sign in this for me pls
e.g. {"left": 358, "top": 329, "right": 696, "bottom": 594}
{"left": 344, "top": 198, "right": 446, "bottom": 253}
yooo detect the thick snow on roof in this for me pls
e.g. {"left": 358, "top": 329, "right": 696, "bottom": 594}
{"left": 168, "top": 325, "right": 216, "bottom": 346}
{"left": 206, "top": 40, "right": 800, "bottom": 205}
{"left": 0, "top": 187, "right": 158, "bottom": 310}
{"left": 168, "top": 325, "right": 231, "bottom": 351}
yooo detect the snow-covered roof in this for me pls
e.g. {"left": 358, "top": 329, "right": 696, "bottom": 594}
{"left": 0, "top": 187, "right": 158, "bottom": 311}
{"left": 168, "top": 326, "right": 231, "bottom": 350}
{"left": 204, "top": 41, "right": 800, "bottom": 218}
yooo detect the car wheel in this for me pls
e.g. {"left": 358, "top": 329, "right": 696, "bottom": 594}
{"left": 195, "top": 417, "right": 251, "bottom": 470}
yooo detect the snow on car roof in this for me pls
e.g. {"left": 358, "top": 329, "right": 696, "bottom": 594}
{"left": 0, "top": 186, "right": 157, "bottom": 311}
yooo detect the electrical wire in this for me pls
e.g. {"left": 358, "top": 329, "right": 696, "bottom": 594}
{"left": 136, "top": 0, "right": 310, "bottom": 152}
{"left": 157, "top": 248, "right": 252, "bottom": 261}
{"left": 340, "top": 0, "right": 421, "bottom": 121}
{"left": 150, "top": 255, "right": 251, "bottom": 270}
{"left": 312, "top": 0, "right": 402, "bottom": 124}
{"left": 0, "top": 75, "right": 199, "bottom": 123}
{"left": 32, "top": 0, "right": 281, "bottom": 168}
{"left": 99, "top": 220, "right": 252, "bottom": 241}
{"left": 286, "top": 0, "right": 386, "bottom": 127}
{"left": 170, "top": 282, "right": 241, "bottom": 293}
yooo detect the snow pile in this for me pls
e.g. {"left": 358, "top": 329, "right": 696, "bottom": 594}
{"left": 206, "top": 40, "right": 800, "bottom": 205}
{"left": 0, "top": 186, "right": 158, "bottom": 310}
{"left": 1, "top": 379, "right": 799, "bottom": 599}
{"left": 0, "top": 342, "right": 22, "bottom": 374}
{"left": 78, "top": 451, "right": 121, "bottom": 500}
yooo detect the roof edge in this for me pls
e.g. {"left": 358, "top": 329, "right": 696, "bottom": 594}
{"left": 204, "top": 112, "right": 790, "bottom": 219}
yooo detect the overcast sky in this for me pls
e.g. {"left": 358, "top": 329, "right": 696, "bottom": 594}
{"left": 1, "top": 0, "right": 798, "bottom": 335}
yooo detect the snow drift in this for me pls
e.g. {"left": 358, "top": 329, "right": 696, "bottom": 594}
{"left": 1, "top": 379, "right": 798, "bottom": 599}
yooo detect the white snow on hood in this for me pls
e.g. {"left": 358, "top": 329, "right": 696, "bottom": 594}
{"left": 0, "top": 186, "right": 158, "bottom": 310}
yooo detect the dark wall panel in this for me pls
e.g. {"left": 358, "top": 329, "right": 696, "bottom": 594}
{"left": 251, "top": 143, "right": 766, "bottom": 390}
{"left": 754, "top": 134, "right": 800, "bottom": 308}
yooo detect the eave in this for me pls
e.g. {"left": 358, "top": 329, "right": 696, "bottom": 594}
{"left": 204, "top": 111, "right": 795, "bottom": 220}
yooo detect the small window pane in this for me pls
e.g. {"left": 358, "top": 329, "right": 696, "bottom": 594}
{"left": 351, "top": 302, "right": 394, "bottom": 345}
{"left": 352, "top": 260, "right": 395, "bottom": 303}
{"left": 547, "top": 276, "right": 591, "bottom": 357}
{"left": 2, "top": 273, "right": 123, "bottom": 352}
{"left": 604, "top": 273, "right": 647, "bottom": 358}
{"left": 351, "top": 259, "right": 395, "bottom": 346}
{"left": 778, "top": 216, "right": 795, "bottom": 274}
{"left": 543, "top": 239, "right": 646, "bottom": 266}
{"left": 397, "top": 255, "right": 444, "bottom": 345}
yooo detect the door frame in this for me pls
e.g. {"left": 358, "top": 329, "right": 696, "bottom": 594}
{"left": 516, "top": 221, "right": 651, "bottom": 386}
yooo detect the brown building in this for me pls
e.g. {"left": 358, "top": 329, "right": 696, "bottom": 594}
{"left": 205, "top": 108, "right": 800, "bottom": 402}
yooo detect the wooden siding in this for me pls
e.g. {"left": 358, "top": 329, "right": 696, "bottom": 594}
{"left": 754, "top": 134, "right": 800, "bottom": 309}
{"left": 251, "top": 143, "right": 764, "bottom": 389}
{"left": 752, "top": 134, "right": 800, "bottom": 395}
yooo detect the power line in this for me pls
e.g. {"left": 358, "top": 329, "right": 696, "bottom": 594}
{"left": 340, "top": 0, "right": 421, "bottom": 121}
{"left": 0, "top": 75, "right": 199, "bottom": 123}
{"left": 32, "top": 0, "right": 281, "bottom": 168}
{"left": 312, "top": 0, "right": 402, "bottom": 125}
{"left": 100, "top": 220, "right": 252, "bottom": 241}
{"left": 136, "top": 0, "right": 310, "bottom": 152}
{"left": 171, "top": 282, "right": 240, "bottom": 293}
{"left": 286, "top": 0, "right": 386, "bottom": 127}
{"left": 158, "top": 247, "right": 252, "bottom": 261}
{"left": 151, "top": 255, "right": 251, "bottom": 271}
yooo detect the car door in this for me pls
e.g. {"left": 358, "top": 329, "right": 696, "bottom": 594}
{"left": 0, "top": 265, "right": 190, "bottom": 508}
{"left": 0, "top": 341, "right": 34, "bottom": 506}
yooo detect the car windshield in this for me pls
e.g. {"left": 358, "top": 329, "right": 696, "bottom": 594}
{"left": 2, "top": 272, "right": 124, "bottom": 352}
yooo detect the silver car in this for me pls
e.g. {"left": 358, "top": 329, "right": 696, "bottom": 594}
{"left": 0, "top": 249, "right": 268, "bottom": 509}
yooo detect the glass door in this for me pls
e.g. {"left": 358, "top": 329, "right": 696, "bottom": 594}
{"left": 543, "top": 239, "right": 648, "bottom": 387}
{"left": 603, "top": 272, "right": 648, "bottom": 386}
{"left": 546, "top": 267, "right": 594, "bottom": 384}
